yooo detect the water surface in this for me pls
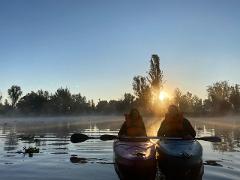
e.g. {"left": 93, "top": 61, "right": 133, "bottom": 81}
{"left": 0, "top": 116, "right": 239, "bottom": 180}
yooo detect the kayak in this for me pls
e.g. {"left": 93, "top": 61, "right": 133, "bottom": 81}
{"left": 113, "top": 139, "right": 157, "bottom": 180}
{"left": 157, "top": 139, "right": 204, "bottom": 179}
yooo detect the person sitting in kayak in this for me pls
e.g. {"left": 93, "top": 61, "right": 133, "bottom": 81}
{"left": 118, "top": 108, "right": 147, "bottom": 137}
{"left": 157, "top": 105, "right": 196, "bottom": 138}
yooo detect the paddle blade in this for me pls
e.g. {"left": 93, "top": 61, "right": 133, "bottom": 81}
{"left": 71, "top": 133, "right": 89, "bottom": 143}
{"left": 197, "top": 136, "right": 221, "bottom": 142}
{"left": 100, "top": 134, "right": 118, "bottom": 141}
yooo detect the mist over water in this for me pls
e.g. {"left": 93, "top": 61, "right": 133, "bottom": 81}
{"left": 0, "top": 116, "right": 239, "bottom": 180}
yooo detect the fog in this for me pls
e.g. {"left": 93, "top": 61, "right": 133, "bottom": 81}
{"left": 0, "top": 115, "right": 239, "bottom": 136}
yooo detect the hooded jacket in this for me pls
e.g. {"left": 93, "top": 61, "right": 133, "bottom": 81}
{"left": 118, "top": 114, "right": 147, "bottom": 137}
{"left": 157, "top": 113, "right": 196, "bottom": 137}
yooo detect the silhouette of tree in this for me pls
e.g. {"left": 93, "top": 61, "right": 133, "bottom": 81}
{"left": 72, "top": 93, "right": 90, "bottom": 114}
{"left": 1, "top": 99, "right": 12, "bottom": 115}
{"left": 192, "top": 95, "right": 203, "bottom": 114}
{"left": 174, "top": 88, "right": 182, "bottom": 107}
{"left": 147, "top": 54, "right": 163, "bottom": 104}
{"left": 89, "top": 99, "right": 95, "bottom": 112}
{"left": 0, "top": 92, "right": 3, "bottom": 114}
{"left": 229, "top": 84, "right": 240, "bottom": 112}
{"left": 122, "top": 93, "right": 135, "bottom": 109}
{"left": 174, "top": 88, "right": 202, "bottom": 114}
{"left": 50, "top": 88, "right": 72, "bottom": 114}
{"left": 207, "top": 81, "right": 232, "bottom": 113}
{"left": 8, "top": 85, "right": 22, "bottom": 107}
{"left": 177, "top": 92, "right": 192, "bottom": 113}
{"left": 0, "top": 92, "right": 2, "bottom": 103}
{"left": 17, "top": 90, "right": 50, "bottom": 115}
{"left": 203, "top": 99, "right": 212, "bottom": 113}
{"left": 96, "top": 100, "right": 109, "bottom": 113}
{"left": 133, "top": 76, "right": 151, "bottom": 110}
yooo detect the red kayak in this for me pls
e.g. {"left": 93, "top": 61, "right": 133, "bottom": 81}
{"left": 113, "top": 139, "right": 157, "bottom": 180}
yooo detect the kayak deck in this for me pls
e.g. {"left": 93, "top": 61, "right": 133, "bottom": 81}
{"left": 157, "top": 139, "right": 204, "bottom": 179}
{"left": 114, "top": 140, "right": 157, "bottom": 180}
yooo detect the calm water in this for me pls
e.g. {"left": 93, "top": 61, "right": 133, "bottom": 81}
{"left": 0, "top": 116, "right": 239, "bottom": 180}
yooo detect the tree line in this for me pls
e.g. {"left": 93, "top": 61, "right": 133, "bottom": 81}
{"left": 0, "top": 86, "right": 136, "bottom": 116}
{"left": 174, "top": 81, "right": 240, "bottom": 115}
{"left": 0, "top": 54, "right": 239, "bottom": 116}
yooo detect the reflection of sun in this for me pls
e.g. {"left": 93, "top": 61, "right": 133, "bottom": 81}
{"left": 159, "top": 91, "right": 168, "bottom": 101}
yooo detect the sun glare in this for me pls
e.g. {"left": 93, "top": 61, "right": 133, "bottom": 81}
{"left": 159, "top": 91, "right": 168, "bottom": 101}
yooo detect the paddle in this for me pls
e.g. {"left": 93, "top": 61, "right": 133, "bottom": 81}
{"left": 100, "top": 134, "right": 221, "bottom": 142}
{"left": 70, "top": 133, "right": 221, "bottom": 143}
{"left": 70, "top": 133, "right": 98, "bottom": 143}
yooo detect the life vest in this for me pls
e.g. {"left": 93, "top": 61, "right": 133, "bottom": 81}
{"left": 164, "top": 113, "right": 184, "bottom": 135}
{"left": 125, "top": 114, "right": 146, "bottom": 137}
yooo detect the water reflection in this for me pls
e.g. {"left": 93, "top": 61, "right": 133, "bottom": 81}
{"left": 4, "top": 131, "right": 18, "bottom": 151}
{"left": 0, "top": 117, "right": 239, "bottom": 180}
{"left": 204, "top": 160, "right": 223, "bottom": 167}
{"left": 0, "top": 118, "right": 239, "bottom": 154}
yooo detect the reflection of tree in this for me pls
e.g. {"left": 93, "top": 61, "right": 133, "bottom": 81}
{"left": 193, "top": 122, "right": 240, "bottom": 152}
{"left": 4, "top": 130, "right": 18, "bottom": 151}
{"left": 212, "top": 128, "right": 240, "bottom": 152}
{"left": 195, "top": 125, "right": 215, "bottom": 137}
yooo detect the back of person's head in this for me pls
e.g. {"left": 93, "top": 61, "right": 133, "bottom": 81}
{"left": 167, "top": 105, "right": 179, "bottom": 116}
{"left": 129, "top": 108, "right": 140, "bottom": 120}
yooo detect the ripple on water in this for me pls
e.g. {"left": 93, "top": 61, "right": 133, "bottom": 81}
{"left": 0, "top": 117, "right": 239, "bottom": 180}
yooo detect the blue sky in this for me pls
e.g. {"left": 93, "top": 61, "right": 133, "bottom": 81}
{"left": 0, "top": 0, "right": 240, "bottom": 102}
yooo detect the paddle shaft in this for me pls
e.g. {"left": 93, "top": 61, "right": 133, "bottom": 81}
{"left": 70, "top": 133, "right": 221, "bottom": 143}
{"left": 102, "top": 135, "right": 220, "bottom": 141}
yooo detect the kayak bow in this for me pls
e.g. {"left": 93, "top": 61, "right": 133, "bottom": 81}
{"left": 157, "top": 139, "right": 204, "bottom": 179}
{"left": 114, "top": 140, "right": 157, "bottom": 180}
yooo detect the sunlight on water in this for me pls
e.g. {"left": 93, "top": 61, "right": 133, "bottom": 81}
{"left": 0, "top": 116, "right": 239, "bottom": 180}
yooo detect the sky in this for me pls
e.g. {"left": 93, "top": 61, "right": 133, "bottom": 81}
{"left": 0, "top": 0, "right": 240, "bottom": 102}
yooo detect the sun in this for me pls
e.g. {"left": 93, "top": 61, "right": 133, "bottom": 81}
{"left": 159, "top": 91, "right": 168, "bottom": 101}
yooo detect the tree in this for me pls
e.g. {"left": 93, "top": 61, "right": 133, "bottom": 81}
{"left": 89, "top": 99, "right": 95, "bottom": 111}
{"left": 50, "top": 88, "right": 73, "bottom": 114}
{"left": 207, "top": 81, "right": 232, "bottom": 113}
{"left": 203, "top": 99, "right": 212, "bottom": 113}
{"left": 1, "top": 99, "right": 12, "bottom": 114}
{"left": 8, "top": 85, "right": 22, "bottom": 107}
{"left": 174, "top": 88, "right": 182, "bottom": 106}
{"left": 192, "top": 95, "right": 203, "bottom": 114}
{"left": 147, "top": 54, "right": 163, "bottom": 90}
{"left": 72, "top": 93, "right": 90, "bottom": 114}
{"left": 0, "top": 92, "right": 3, "bottom": 114}
{"left": 147, "top": 54, "right": 163, "bottom": 105}
{"left": 117, "top": 93, "right": 135, "bottom": 113}
{"left": 0, "top": 92, "right": 2, "bottom": 103}
{"left": 96, "top": 100, "right": 109, "bottom": 113}
{"left": 131, "top": 54, "right": 164, "bottom": 113}
{"left": 122, "top": 93, "right": 135, "bottom": 106}
{"left": 17, "top": 90, "right": 49, "bottom": 115}
{"left": 229, "top": 84, "right": 240, "bottom": 112}
{"left": 132, "top": 76, "right": 151, "bottom": 109}
{"left": 174, "top": 88, "right": 203, "bottom": 114}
